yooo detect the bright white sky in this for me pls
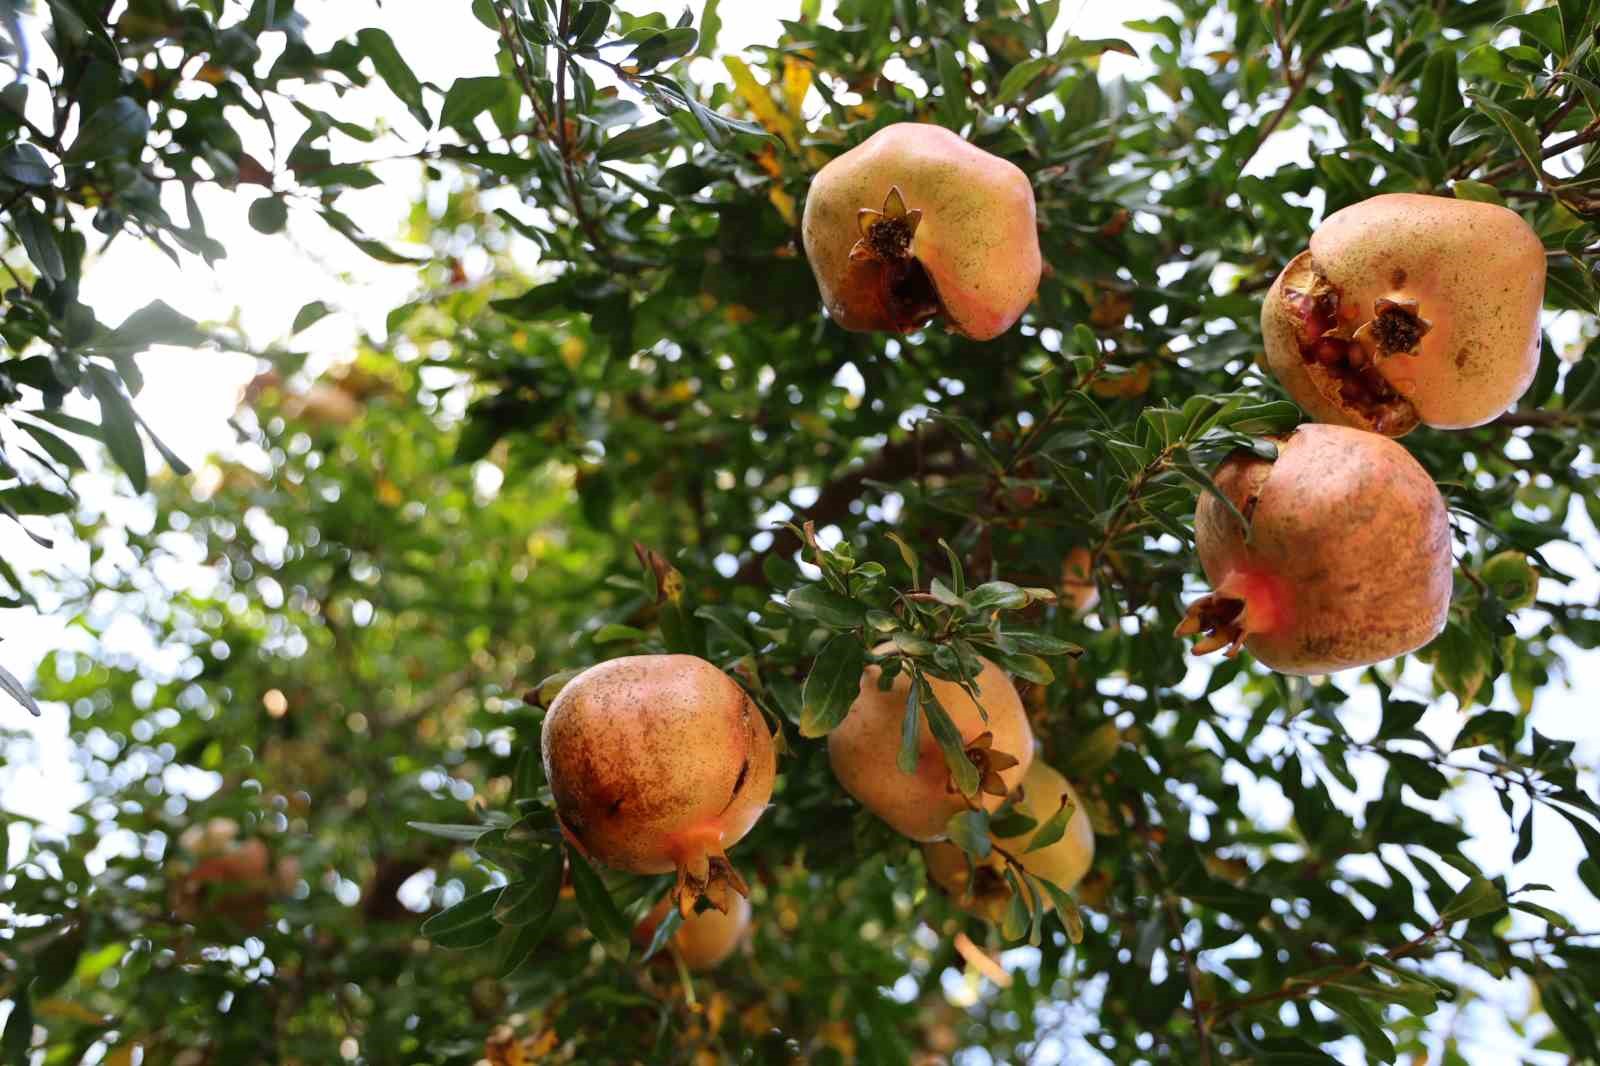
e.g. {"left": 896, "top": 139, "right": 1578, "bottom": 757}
{"left": 2, "top": 3, "right": 1597, "bottom": 1063}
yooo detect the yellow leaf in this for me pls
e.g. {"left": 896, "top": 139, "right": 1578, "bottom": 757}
{"left": 781, "top": 58, "right": 813, "bottom": 117}
{"left": 37, "top": 999, "right": 109, "bottom": 1025}
{"left": 768, "top": 186, "right": 797, "bottom": 225}
{"left": 723, "top": 56, "right": 798, "bottom": 150}
{"left": 103, "top": 1046, "right": 136, "bottom": 1066}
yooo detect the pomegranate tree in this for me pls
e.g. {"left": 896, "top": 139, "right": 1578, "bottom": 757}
{"left": 540, "top": 655, "right": 776, "bottom": 914}
{"left": 924, "top": 760, "right": 1095, "bottom": 922}
{"left": 1261, "top": 193, "right": 1545, "bottom": 435}
{"left": 1176, "top": 424, "right": 1452, "bottom": 675}
{"left": 802, "top": 123, "right": 1041, "bottom": 340}
{"left": 828, "top": 650, "right": 1034, "bottom": 841}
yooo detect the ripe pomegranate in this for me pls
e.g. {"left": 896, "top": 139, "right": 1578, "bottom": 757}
{"left": 828, "top": 649, "right": 1034, "bottom": 842}
{"left": 801, "top": 123, "right": 1041, "bottom": 340}
{"left": 1176, "top": 424, "right": 1451, "bottom": 675}
{"left": 541, "top": 655, "right": 776, "bottom": 914}
{"left": 1060, "top": 547, "right": 1100, "bottom": 614}
{"left": 632, "top": 894, "right": 752, "bottom": 972}
{"left": 1262, "top": 193, "right": 1545, "bottom": 435}
{"left": 924, "top": 760, "right": 1094, "bottom": 921}
{"left": 169, "top": 818, "right": 298, "bottom": 929}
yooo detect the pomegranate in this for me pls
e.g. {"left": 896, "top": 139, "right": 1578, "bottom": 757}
{"left": 828, "top": 649, "right": 1034, "bottom": 842}
{"left": 169, "top": 818, "right": 298, "bottom": 929}
{"left": 801, "top": 123, "right": 1041, "bottom": 340}
{"left": 924, "top": 760, "right": 1094, "bottom": 921}
{"left": 1060, "top": 547, "right": 1100, "bottom": 614}
{"left": 1261, "top": 193, "right": 1545, "bottom": 435}
{"left": 632, "top": 893, "right": 752, "bottom": 972}
{"left": 540, "top": 655, "right": 775, "bottom": 914}
{"left": 1176, "top": 424, "right": 1452, "bottom": 675}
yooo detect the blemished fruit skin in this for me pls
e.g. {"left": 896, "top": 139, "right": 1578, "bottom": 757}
{"left": 801, "top": 123, "right": 1041, "bottom": 340}
{"left": 828, "top": 650, "right": 1035, "bottom": 842}
{"left": 1262, "top": 193, "right": 1545, "bottom": 435}
{"left": 633, "top": 894, "right": 752, "bottom": 972}
{"left": 1177, "top": 424, "right": 1452, "bottom": 675}
{"left": 924, "top": 761, "right": 1095, "bottom": 922}
{"left": 541, "top": 655, "right": 775, "bottom": 911}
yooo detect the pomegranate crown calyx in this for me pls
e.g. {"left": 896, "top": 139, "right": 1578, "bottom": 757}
{"left": 851, "top": 185, "right": 924, "bottom": 264}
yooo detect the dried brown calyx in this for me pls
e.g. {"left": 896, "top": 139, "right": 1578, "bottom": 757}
{"left": 848, "top": 185, "right": 942, "bottom": 332}
{"left": 1281, "top": 256, "right": 1422, "bottom": 436}
{"left": 949, "top": 730, "right": 1022, "bottom": 799}
{"left": 1174, "top": 570, "right": 1288, "bottom": 659}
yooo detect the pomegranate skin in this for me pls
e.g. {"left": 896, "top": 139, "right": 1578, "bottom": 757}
{"left": 828, "top": 650, "right": 1035, "bottom": 842}
{"left": 801, "top": 123, "right": 1041, "bottom": 340}
{"left": 924, "top": 761, "right": 1094, "bottom": 922}
{"left": 633, "top": 894, "right": 752, "bottom": 972}
{"left": 1178, "top": 424, "right": 1451, "bottom": 675}
{"left": 541, "top": 655, "right": 775, "bottom": 911}
{"left": 1262, "top": 193, "right": 1545, "bottom": 433}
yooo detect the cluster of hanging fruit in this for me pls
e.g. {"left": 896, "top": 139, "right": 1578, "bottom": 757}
{"left": 537, "top": 121, "right": 1548, "bottom": 961}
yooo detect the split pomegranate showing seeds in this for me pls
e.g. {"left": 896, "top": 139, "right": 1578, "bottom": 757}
{"left": 540, "top": 655, "right": 775, "bottom": 915}
{"left": 801, "top": 123, "right": 1042, "bottom": 340}
{"left": 632, "top": 894, "right": 752, "bottom": 972}
{"left": 1262, "top": 192, "right": 1546, "bottom": 435}
{"left": 827, "top": 649, "right": 1035, "bottom": 842}
{"left": 924, "top": 760, "right": 1095, "bottom": 922}
{"left": 1176, "top": 424, "right": 1452, "bottom": 675}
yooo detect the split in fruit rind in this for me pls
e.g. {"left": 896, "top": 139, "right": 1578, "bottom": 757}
{"left": 1268, "top": 251, "right": 1421, "bottom": 438}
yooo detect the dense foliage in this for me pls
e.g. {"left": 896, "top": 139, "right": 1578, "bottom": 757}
{"left": 5, "top": 0, "right": 1600, "bottom": 1063}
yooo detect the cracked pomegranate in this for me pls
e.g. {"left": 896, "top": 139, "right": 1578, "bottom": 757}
{"left": 541, "top": 655, "right": 775, "bottom": 914}
{"left": 1262, "top": 193, "right": 1545, "bottom": 434}
{"left": 1176, "top": 424, "right": 1451, "bottom": 674}
{"left": 924, "top": 760, "right": 1095, "bottom": 922}
{"left": 828, "top": 649, "right": 1035, "bottom": 842}
{"left": 632, "top": 894, "right": 752, "bottom": 972}
{"left": 801, "top": 123, "right": 1041, "bottom": 340}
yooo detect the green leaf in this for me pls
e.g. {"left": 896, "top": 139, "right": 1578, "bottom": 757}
{"left": 0, "top": 661, "right": 41, "bottom": 717}
{"left": 440, "top": 76, "right": 509, "bottom": 133}
{"left": 1441, "top": 876, "right": 1503, "bottom": 922}
{"left": 999, "top": 630, "right": 1082, "bottom": 657}
{"left": 1036, "top": 877, "right": 1085, "bottom": 942}
{"left": 292, "top": 301, "right": 334, "bottom": 334}
{"left": 2, "top": 979, "right": 33, "bottom": 1061}
{"left": 897, "top": 681, "right": 920, "bottom": 775}
{"left": 64, "top": 97, "right": 150, "bottom": 161}
{"left": 946, "top": 809, "right": 991, "bottom": 859}
{"left": 966, "top": 581, "right": 1027, "bottom": 613}
{"left": 248, "top": 195, "right": 289, "bottom": 234}
{"left": 640, "top": 905, "right": 683, "bottom": 962}
{"left": 421, "top": 886, "right": 504, "bottom": 948}
{"left": 800, "top": 633, "right": 866, "bottom": 738}
{"left": 1025, "top": 791, "right": 1077, "bottom": 853}
{"left": 0, "top": 142, "right": 53, "bottom": 185}
{"left": 493, "top": 849, "right": 564, "bottom": 928}
{"left": 13, "top": 204, "right": 65, "bottom": 281}
{"left": 785, "top": 583, "right": 865, "bottom": 628}
{"left": 597, "top": 120, "right": 679, "bottom": 161}
{"left": 407, "top": 821, "right": 494, "bottom": 843}
{"left": 1059, "top": 721, "right": 1121, "bottom": 776}
{"left": 629, "top": 27, "right": 698, "bottom": 70}
{"left": 1000, "top": 867, "right": 1030, "bottom": 942}
{"left": 933, "top": 41, "right": 967, "bottom": 129}
{"left": 919, "top": 677, "right": 979, "bottom": 798}
{"left": 1451, "top": 179, "right": 1504, "bottom": 205}
{"left": 322, "top": 207, "right": 431, "bottom": 264}
{"left": 567, "top": 847, "right": 630, "bottom": 958}
{"left": 1318, "top": 989, "right": 1397, "bottom": 1064}
{"left": 86, "top": 365, "right": 148, "bottom": 493}
{"left": 994, "top": 56, "right": 1052, "bottom": 106}
{"left": 356, "top": 28, "right": 431, "bottom": 128}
